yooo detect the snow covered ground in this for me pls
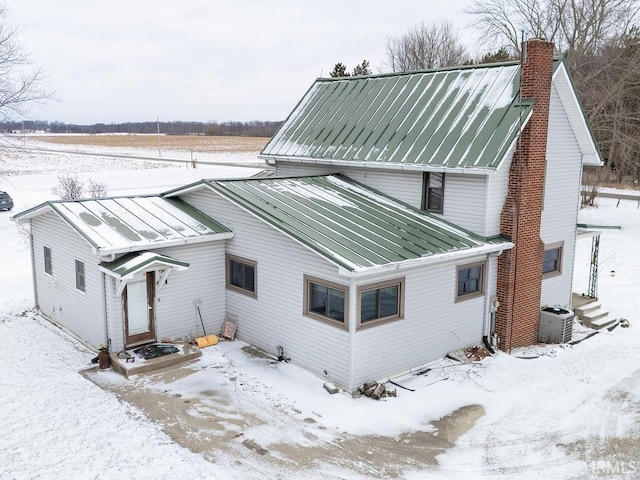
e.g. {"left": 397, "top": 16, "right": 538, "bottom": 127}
{"left": 1, "top": 145, "right": 640, "bottom": 479}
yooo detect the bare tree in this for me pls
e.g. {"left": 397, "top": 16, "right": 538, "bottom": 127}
{"left": 0, "top": 3, "right": 51, "bottom": 121}
{"left": 87, "top": 179, "right": 107, "bottom": 198}
{"left": 385, "top": 21, "right": 468, "bottom": 72}
{"left": 467, "top": 0, "right": 639, "bottom": 66}
{"left": 52, "top": 175, "right": 83, "bottom": 200}
{"left": 467, "top": 0, "right": 640, "bottom": 183}
{"left": 52, "top": 176, "right": 108, "bottom": 200}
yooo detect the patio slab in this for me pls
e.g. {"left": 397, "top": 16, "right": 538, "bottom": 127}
{"left": 110, "top": 342, "right": 202, "bottom": 378}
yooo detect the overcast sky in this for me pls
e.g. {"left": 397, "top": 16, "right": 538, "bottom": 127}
{"left": 9, "top": 0, "right": 477, "bottom": 125}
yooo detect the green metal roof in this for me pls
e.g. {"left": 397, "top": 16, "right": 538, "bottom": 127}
{"left": 13, "top": 195, "right": 232, "bottom": 255}
{"left": 99, "top": 251, "right": 190, "bottom": 279}
{"left": 260, "top": 63, "right": 532, "bottom": 171}
{"left": 200, "top": 174, "right": 508, "bottom": 272}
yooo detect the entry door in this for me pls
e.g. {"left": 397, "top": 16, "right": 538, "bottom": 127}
{"left": 124, "top": 271, "right": 156, "bottom": 346}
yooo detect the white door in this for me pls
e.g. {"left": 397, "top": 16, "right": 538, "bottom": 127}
{"left": 124, "top": 271, "right": 155, "bottom": 346}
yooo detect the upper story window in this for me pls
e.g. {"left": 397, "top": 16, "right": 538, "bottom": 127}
{"left": 226, "top": 254, "right": 257, "bottom": 297}
{"left": 543, "top": 243, "right": 563, "bottom": 277}
{"left": 358, "top": 278, "right": 404, "bottom": 328}
{"left": 457, "top": 262, "right": 484, "bottom": 300}
{"left": 44, "top": 246, "right": 52, "bottom": 275}
{"left": 303, "top": 275, "right": 347, "bottom": 327}
{"left": 75, "top": 259, "right": 85, "bottom": 292}
{"left": 422, "top": 172, "right": 445, "bottom": 214}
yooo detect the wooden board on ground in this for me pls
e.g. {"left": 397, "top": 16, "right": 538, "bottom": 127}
{"left": 221, "top": 316, "right": 238, "bottom": 341}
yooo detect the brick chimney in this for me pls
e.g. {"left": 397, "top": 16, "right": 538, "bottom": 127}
{"left": 495, "top": 39, "right": 555, "bottom": 351}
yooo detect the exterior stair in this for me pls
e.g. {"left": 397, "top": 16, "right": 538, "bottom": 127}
{"left": 575, "top": 301, "right": 615, "bottom": 330}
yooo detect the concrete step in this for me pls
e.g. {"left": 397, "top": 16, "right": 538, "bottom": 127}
{"left": 582, "top": 307, "right": 609, "bottom": 321}
{"left": 579, "top": 306, "right": 613, "bottom": 329}
{"left": 590, "top": 316, "right": 617, "bottom": 330}
{"left": 575, "top": 301, "right": 601, "bottom": 317}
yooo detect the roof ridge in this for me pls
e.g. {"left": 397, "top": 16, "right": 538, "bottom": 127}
{"left": 317, "top": 61, "right": 521, "bottom": 82}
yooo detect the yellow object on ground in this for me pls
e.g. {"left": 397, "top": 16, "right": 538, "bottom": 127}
{"left": 195, "top": 334, "right": 218, "bottom": 348}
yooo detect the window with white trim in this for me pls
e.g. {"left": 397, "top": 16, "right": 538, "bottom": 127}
{"left": 75, "top": 259, "right": 85, "bottom": 292}
{"left": 44, "top": 246, "right": 52, "bottom": 275}
{"left": 422, "top": 172, "right": 445, "bottom": 214}
{"left": 543, "top": 243, "right": 563, "bottom": 276}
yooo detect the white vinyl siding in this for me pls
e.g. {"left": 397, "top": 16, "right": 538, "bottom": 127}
{"left": 439, "top": 174, "right": 487, "bottom": 234}
{"left": 183, "top": 189, "right": 352, "bottom": 389}
{"left": 540, "top": 86, "right": 582, "bottom": 309}
{"left": 104, "top": 275, "right": 122, "bottom": 352}
{"left": 152, "top": 242, "right": 226, "bottom": 343}
{"left": 101, "top": 242, "right": 226, "bottom": 353}
{"left": 351, "top": 259, "right": 487, "bottom": 388}
{"left": 274, "top": 162, "right": 424, "bottom": 208}
{"left": 485, "top": 151, "right": 514, "bottom": 237}
{"left": 30, "top": 212, "right": 105, "bottom": 349}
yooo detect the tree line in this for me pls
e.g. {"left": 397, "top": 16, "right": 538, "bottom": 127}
{"left": 2, "top": 120, "right": 283, "bottom": 137}
{"left": 4, "top": 0, "right": 640, "bottom": 183}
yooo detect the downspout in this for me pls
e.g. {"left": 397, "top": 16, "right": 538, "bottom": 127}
{"left": 29, "top": 220, "right": 38, "bottom": 310}
{"left": 102, "top": 272, "right": 110, "bottom": 351}
{"left": 483, "top": 252, "right": 499, "bottom": 354}
{"left": 348, "top": 274, "right": 357, "bottom": 392}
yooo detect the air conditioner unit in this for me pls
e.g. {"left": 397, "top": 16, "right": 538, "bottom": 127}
{"left": 539, "top": 307, "right": 574, "bottom": 344}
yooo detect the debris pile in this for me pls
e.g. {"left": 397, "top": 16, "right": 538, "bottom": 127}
{"left": 447, "top": 345, "right": 492, "bottom": 363}
{"left": 358, "top": 381, "right": 397, "bottom": 400}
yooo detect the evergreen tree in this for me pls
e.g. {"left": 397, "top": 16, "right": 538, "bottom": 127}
{"left": 479, "top": 47, "right": 514, "bottom": 64}
{"left": 352, "top": 60, "right": 372, "bottom": 76}
{"left": 329, "top": 62, "right": 350, "bottom": 77}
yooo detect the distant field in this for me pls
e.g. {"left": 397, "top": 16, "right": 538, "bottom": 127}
{"left": 28, "top": 135, "right": 268, "bottom": 153}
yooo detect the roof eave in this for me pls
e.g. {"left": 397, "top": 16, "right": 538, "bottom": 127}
{"left": 161, "top": 179, "right": 211, "bottom": 198}
{"left": 552, "top": 61, "right": 604, "bottom": 167}
{"left": 22, "top": 202, "right": 103, "bottom": 251}
{"left": 257, "top": 155, "right": 496, "bottom": 175}
{"left": 340, "top": 241, "right": 514, "bottom": 278}
{"left": 99, "top": 259, "right": 190, "bottom": 280}
{"left": 11, "top": 201, "right": 58, "bottom": 223}
{"left": 95, "top": 232, "right": 234, "bottom": 256}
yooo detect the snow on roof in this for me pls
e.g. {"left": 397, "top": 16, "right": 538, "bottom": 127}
{"left": 13, "top": 196, "right": 233, "bottom": 255}
{"left": 261, "top": 58, "right": 603, "bottom": 171}
{"left": 99, "top": 251, "right": 190, "bottom": 279}
{"left": 260, "top": 63, "right": 530, "bottom": 172}
{"left": 200, "top": 174, "right": 511, "bottom": 272}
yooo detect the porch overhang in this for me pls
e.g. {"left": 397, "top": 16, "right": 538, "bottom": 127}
{"left": 99, "top": 251, "right": 190, "bottom": 296}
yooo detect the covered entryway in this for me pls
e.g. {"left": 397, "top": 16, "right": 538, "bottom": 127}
{"left": 99, "top": 251, "right": 191, "bottom": 349}
{"left": 124, "top": 271, "right": 156, "bottom": 346}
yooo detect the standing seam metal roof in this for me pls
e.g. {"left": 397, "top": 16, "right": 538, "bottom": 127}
{"left": 202, "top": 174, "right": 498, "bottom": 271}
{"left": 260, "top": 63, "right": 532, "bottom": 170}
{"left": 13, "top": 196, "right": 231, "bottom": 254}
